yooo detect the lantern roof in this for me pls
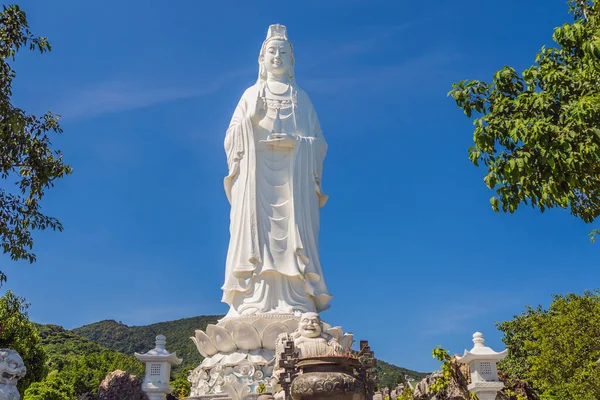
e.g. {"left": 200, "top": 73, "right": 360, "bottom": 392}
{"left": 455, "top": 332, "right": 508, "bottom": 364}
{"left": 135, "top": 334, "right": 183, "bottom": 365}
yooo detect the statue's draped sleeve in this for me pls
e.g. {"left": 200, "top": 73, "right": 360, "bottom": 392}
{"left": 224, "top": 96, "right": 249, "bottom": 204}
{"left": 222, "top": 88, "right": 261, "bottom": 297}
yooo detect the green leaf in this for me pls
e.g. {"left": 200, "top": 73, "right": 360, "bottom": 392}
{"left": 449, "top": 0, "right": 600, "bottom": 238}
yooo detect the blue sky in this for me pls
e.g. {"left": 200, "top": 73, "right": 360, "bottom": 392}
{"left": 2, "top": 0, "right": 595, "bottom": 373}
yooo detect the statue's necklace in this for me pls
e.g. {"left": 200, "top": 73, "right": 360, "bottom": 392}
{"left": 265, "top": 81, "right": 290, "bottom": 96}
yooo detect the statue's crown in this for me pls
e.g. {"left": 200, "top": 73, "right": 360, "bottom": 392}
{"left": 266, "top": 24, "right": 288, "bottom": 41}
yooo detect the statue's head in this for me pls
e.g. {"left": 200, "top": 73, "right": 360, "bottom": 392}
{"left": 258, "top": 24, "right": 295, "bottom": 82}
{"left": 298, "top": 312, "right": 323, "bottom": 338}
{"left": 0, "top": 349, "right": 26, "bottom": 385}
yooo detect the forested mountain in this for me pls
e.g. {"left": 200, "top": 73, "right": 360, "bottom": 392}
{"left": 37, "top": 324, "right": 110, "bottom": 370}
{"left": 26, "top": 324, "right": 145, "bottom": 399}
{"left": 72, "top": 315, "right": 220, "bottom": 369}
{"left": 376, "top": 360, "right": 427, "bottom": 389}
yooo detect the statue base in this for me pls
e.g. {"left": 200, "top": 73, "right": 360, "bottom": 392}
{"left": 187, "top": 395, "right": 232, "bottom": 400}
{"left": 188, "top": 314, "right": 353, "bottom": 400}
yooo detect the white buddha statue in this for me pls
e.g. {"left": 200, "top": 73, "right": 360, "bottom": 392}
{"left": 222, "top": 24, "right": 332, "bottom": 318}
{"left": 290, "top": 312, "right": 344, "bottom": 358}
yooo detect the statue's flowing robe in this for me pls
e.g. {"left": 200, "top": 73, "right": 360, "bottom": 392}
{"left": 222, "top": 83, "right": 332, "bottom": 317}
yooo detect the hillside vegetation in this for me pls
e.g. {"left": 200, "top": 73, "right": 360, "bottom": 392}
{"left": 70, "top": 316, "right": 427, "bottom": 384}
{"left": 36, "top": 324, "right": 109, "bottom": 370}
{"left": 25, "top": 324, "right": 145, "bottom": 399}
{"left": 376, "top": 360, "right": 427, "bottom": 389}
{"left": 72, "top": 315, "right": 220, "bottom": 369}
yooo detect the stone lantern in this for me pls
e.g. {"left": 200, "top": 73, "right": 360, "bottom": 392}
{"left": 455, "top": 332, "right": 507, "bottom": 400}
{"left": 135, "top": 334, "right": 183, "bottom": 400}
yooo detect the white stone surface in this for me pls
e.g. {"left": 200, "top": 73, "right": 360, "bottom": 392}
{"left": 190, "top": 24, "right": 355, "bottom": 400}
{"left": 271, "top": 312, "right": 350, "bottom": 392}
{"left": 189, "top": 314, "right": 353, "bottom": 399}
{"left": 135, "top": 335, "right": 183, "bottom": 400}
{"left": 0, "top": 349, "right": 26, "bottom": 400}
{"left": 221, "top": 23, "right": 331, "bottom": 318}
{"left": 279, "top": 312, "right": 346, "bottom": 359}
{"left": 456, "top": 332, "right": 507, "bottom": 400}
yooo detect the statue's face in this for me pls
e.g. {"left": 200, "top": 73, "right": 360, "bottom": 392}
{"left": 299, "top": 312, "right": 322, "bottom": 338}
{"left": 262, "top": 39, "right": 292, "bottom": 76}
{"left": 0, "top": 350, "right": 25, "bottom": 384}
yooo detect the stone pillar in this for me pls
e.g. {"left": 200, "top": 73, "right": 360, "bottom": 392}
{"left": 135, "top": 335, "right": 183, "bottom": 400}
{"left": 0, "top": 349, "right": 27, "bottom": 400}
{"left": 455, "top": 332, "right": 507, "bottom": 400}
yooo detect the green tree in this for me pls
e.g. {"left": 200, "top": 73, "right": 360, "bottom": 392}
{"left": 170, "top": 365, "right": 193, "bottom": 398}
{"left": 496, "top": 306, "right": 545, "bottom": 379}
{"left": 24, "top": 350, "right": 145, "bottom": 400}
{"left": 0, "top": 290, "right": 47, "bottom": 395}
{"left": 36, "top": 324, "right": 109, "bottom": 372}
{"left": 22, "top": 322, "right": 148, "bottom": 399}
{"left": 171, "top": 376, "right": 191, "bottom": 399}
{"left": 60, "top": 352, "right": 144, "bottom": 398}
{"left": 24, "top": 372, "right": 73, "bottom": 400}
{"left": 429, "top": 346, "right": 470, "bottom": 399}
{"left": 0, "top": 4, "right": 72, "bottom": 285}
{"left": 396, "top": 386, "right": 414, "bottom": 400}
{"left": 448, "top": 0, "right": 600, "bottom": 238}
{"left": 497, "top": 290, "right": 600, "bottom": 400}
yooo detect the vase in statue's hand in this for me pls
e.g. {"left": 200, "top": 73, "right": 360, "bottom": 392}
{"left": 260, "top": 133, "right": 297, "bottom": 149}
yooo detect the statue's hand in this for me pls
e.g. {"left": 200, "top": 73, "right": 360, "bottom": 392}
{"left": 328, "top": 340, "right": 345, "bottom": 356}
{"left": 250, "top": 87, "right": 267, "bottom": 125}
{"left": 260, "top": 133, "right": 297, "bottom": 149}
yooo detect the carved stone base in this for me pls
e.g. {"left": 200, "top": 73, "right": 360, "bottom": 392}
{"left": 187, "top": 395, "right": 231, "bottom": 400}
{"left": 189, "top": 362, "right": 276, "bottom": 399}
{"left": 467, "top": 382, "right": 504, "bottom": 400}
{"left": 189, "top": 315, "right": 352, "bottom": 400}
